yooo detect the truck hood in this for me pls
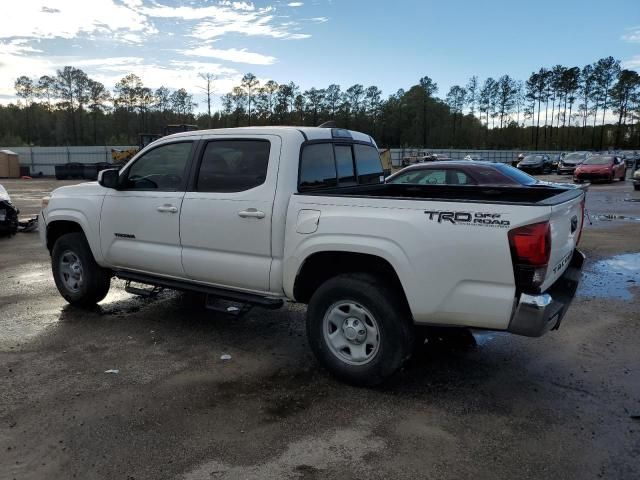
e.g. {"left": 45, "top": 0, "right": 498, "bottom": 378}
{"left": 51, "top": 181, "right": 105, "bottom": 198}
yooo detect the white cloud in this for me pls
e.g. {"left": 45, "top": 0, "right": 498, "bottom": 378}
{"left": 182, "top": 46, "right": 276, "bottom": 65}
{"left": 623, "top": 55, "right": 640, "bottom": 70}
{"left": 0, "top": 0, "right": 323, "bottom": 107}
{"left": 134, "top": 1, "right": 310, "bottom": 40}
{"left": 621, "top": 26, "right": 640, "bottom": 43}
{"left": 1, "top": 0, "right": 157, "bottom": 41}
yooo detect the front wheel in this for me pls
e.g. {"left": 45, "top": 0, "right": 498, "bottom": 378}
{"left": 52, "top": 232, "right": 111, "bottom": 306}
{"left": 306, "top": 273, "right": 414, "bottom": 386}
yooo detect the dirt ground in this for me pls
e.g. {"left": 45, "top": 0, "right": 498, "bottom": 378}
{"left": 1, "top": 175, "right": 639, "bottom": 480}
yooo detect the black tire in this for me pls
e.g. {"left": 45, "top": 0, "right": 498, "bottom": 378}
{"left": 634, "top": 185, "right": 640, "bottom": 191}
{"left": 306, "top": 273, "right": 414, "bottom": 386}
{"left": 51, "top": 232, "right": 111, "bottom": 306}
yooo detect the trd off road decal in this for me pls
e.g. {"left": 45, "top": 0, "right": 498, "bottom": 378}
{"left": 424, "top": 210, "right": 510, "bottom": 228}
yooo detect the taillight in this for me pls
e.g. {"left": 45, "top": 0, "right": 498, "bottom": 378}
{"left": 508, "top": 221, "right": 551, "bottom": 292}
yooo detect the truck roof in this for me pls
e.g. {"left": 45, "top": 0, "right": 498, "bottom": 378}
{"left": 163, "top": 126, "right": 375, "bottom": 144}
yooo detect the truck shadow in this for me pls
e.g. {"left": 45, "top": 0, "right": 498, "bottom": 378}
{"left": 48, "top": 289, "right": 537, "bottom": 409}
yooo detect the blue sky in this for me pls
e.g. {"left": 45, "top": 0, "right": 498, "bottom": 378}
{"left": 1, "top": 0, "right": 638, "bottom": 110}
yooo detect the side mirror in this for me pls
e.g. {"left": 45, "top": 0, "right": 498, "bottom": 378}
{"left": 98, "top": 168, "right": 120, "bottom": 189}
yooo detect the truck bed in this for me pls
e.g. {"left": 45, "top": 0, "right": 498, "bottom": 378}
{"left": 297, "top": 183, "right": 582, "bottom": 206}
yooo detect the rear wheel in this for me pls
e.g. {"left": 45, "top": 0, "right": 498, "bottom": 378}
{"left": 52, "top": 232, "right": 111, "bottom": 306}
{"left": 306, "top": 273, "right": 414, "bottom": 386}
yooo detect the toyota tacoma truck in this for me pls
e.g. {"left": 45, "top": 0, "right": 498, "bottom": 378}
{"left": 40, "top": 126, "right": 586, "bottom": 385}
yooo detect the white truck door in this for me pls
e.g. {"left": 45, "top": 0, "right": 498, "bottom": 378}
{"left": 180, "top": 135, "right": 281, "bottom": 293}
{"left": 100, "top": 141, "right": 194, "bottom": 278}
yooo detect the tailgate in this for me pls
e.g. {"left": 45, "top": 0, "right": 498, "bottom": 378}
{"left": 541, "top": 190, "right": 585, "bottom": 291}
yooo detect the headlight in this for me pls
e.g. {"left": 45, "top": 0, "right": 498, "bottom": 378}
{"left": 42, "top": 196, "right": 50, "bottom": 209}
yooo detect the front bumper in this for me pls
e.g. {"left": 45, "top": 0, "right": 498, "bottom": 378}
{"left": 508, "top": 249, "right": 585, "bottom": 337}
{"left": 0, "top": 200, "right": 19, "bottom": 235}
{"left": 518, "top": 164, "right": 543, "bottom": 172}
{"left": 574, "top": 171, "right": 611, "bottom": 181}
{"left": 558, "top": 164, "right": 578, "bottom": 174}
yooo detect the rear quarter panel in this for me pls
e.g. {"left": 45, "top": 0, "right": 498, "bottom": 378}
{"left": 285, "top": 194, "right": 553, "bottom": 329}
{"left": 542, "top": 193, "right": 585, "bottom": 291}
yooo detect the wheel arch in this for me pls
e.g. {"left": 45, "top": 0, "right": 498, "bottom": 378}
{"left": 292, "top": 250, "right": 411, "bottom": 310}
{"left": 45, "top": 214, "right": 104, "bottom": 265}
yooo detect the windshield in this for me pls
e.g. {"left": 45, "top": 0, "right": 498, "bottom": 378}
{"left": 523, "top": 155, "right": 543, "bottom": 162}
{"left": 564, "top": 152, "right": 586, "bottom": 161}
{"left": 582, "top": 155, "right": 613, "bottom": 165}
{"left": 492, "top": 163, "right": 538, "bottom": 185}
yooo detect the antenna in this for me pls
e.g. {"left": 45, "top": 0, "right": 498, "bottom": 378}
{"left": 318, "top": 121, "right": 337, "bottom": 128}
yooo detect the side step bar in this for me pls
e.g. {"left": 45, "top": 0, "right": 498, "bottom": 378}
{"left": 115, "top": 270, "right": 284, "bottom": 309}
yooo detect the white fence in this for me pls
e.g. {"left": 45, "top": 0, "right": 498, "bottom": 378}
{"left": 388, "top": 148, "right": 565, "bottom": 167}
{"left": 2, "top": 145, "right": 575, "bottom": 176}
{"left": 0, "top": 146, "right": 135, "bottom": 176}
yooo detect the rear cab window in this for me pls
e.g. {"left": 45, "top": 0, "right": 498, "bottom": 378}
{"left": 298, "top": 141, "right": 384, "bottom": 192}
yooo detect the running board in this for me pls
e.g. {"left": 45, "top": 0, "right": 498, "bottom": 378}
{"left": 114, "top": 270, "right": 284, "bottom": 309}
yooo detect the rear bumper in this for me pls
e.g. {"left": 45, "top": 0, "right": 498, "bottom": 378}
{"left": 508, "top": 249, "right": 585, "bottom": 337}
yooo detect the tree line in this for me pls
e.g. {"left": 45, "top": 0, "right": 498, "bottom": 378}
{"left": 1, "top": 56, "right": 638, "bottom": 150}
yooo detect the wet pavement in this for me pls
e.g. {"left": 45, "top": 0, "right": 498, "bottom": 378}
{"left": 1, "top": 177, "right": 639, "bottom": 480}
{"left": 580, "top": 253, "right": 640, "bottom": 301}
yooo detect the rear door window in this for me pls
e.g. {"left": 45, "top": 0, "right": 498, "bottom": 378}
{"left": 197, "top": 140, "right": 270, "bottom": 193}
{"left": 334, "top": 145, "right": 356, "bottom": 185}
{"left": 299, "top": 143, "right": 337, "bottom": 190}
{"left": 299, "top": 142, "right": 384, "bottom": 191}
{"left": 353, "top": 144, "right": 384, "bottom": 184}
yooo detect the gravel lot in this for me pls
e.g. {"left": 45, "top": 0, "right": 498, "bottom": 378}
{"left": 1, "top": 175, "right": 639, "bottom": 480}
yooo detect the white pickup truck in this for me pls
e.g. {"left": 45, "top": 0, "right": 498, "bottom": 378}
{"left": 40, "top": 126, "right": 586, "bottom": 385}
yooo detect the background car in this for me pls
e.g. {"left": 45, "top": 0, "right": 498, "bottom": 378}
{"left": 633, "top": 168, "right": 640, "bottom": 190}
{"left": 549, "top": 153, "right": 564, "bottom": 171}
{"left": 574, "top": 155, "right": 626, "bottom": 183}
{"left": 463, "top": 154, "right": 488, "bottom": 162}
{"left": 0, "top": 184, "right": 19, "bottom": 236}
{"left": 557, "top": 151, "right": 591, "bottom": 175}
{"left": 621, "top": 151, "right": 639, "bottom": 171}
{"left": 386, "top": 161, "right": 542, "bottom": 186}
{"left": 516, "top": 154, "right": 553, "bottom": 174}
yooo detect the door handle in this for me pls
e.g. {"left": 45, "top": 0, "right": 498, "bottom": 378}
{"left": 238, "top": 208, "right": 265, "bottom": 219}
{"left": 157, "top": 204, "right": 178, "bottom": 213}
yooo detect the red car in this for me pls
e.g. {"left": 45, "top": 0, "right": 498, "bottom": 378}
{"left": 574, "top": 155, "right": 626, "bottom": 183}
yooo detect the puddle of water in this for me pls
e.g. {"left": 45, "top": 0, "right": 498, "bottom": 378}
{"left": 473, "top": 331, "right": 509, "bottom": 346}
{"left": 579, "top": 253, "right": 640, "bottom": 300}
{"left": 591, "top": 213, "right": 640, "bottom": 223}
